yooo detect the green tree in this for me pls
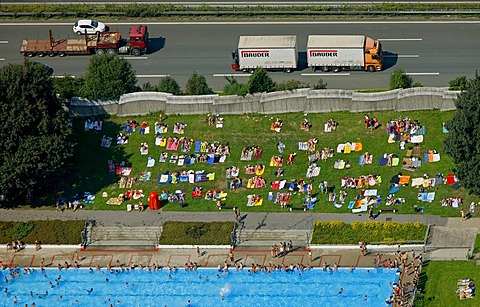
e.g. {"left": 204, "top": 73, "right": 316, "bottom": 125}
{"left": 444, "top": 76, "right": 480, "bottom": 195}
{"left": 449, "top": 76, "right": 469, "bottom": 91}
{"left": 223, "top": 77, "right": 248, "bottom": 96}
{"left": 157, "top": 76, "right": 181, "bottom": 95}
{"left": 82, "top": 54, "right": 137, "bottom": 100}
{"left": 247, "top": 68, "right": 275, "bottom": 94}
{"left": 389, "top": 69, "right": 413, "bottom": 90}
{"left": 185, "top": 72, "right": 213, "bottom": 95}
{"left": 53, "top": 74, "right": 85, "bottom": 102}
{"left": 0, "top": 61, "right": 74, "bottom": 203}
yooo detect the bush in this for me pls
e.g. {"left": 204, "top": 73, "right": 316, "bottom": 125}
{"left": 274, "top": 80, "right": 309, "bottom": 91}
{"left": 223, "top": 77, "right": 248, "bottom": 96}
{"left": 157, "top": 76, "right": 181, "bottom": 95}
{"left": 185, "top": 72, "right": 213, "bottom": 95}
{"left": 248, "top": 68, "right": 276, "bottom": 94}
{"left": 158, "top": 221, "right": 233, "bottom": 245}
{"left": 12, "top": 221, "right": 34, "bottom": 240}
{"left": 312, "top": 79, "right": 328, "bottom": 89}
{"left": 389, "top": 69, "right": 413, "bottom": 90}
{"left": 53, "top": 75, "right": 85, "bottom": 102}
{"left": 140, "top": 82, "right": 157, "bottom": 92}
{"left": 0, "top": 220, "right": 84, "bottom": 244}
{"left": 311, "top": 221, "right": 427, "bottom": 244}
{"left": 449, "top": 76, "right": 469, "bottom": 91}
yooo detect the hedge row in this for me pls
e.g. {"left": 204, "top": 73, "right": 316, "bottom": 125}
{"left": 0, "top": 220, "right": 84, "bottom": 245}
{"left": 311, "top": 221, "right": 427, "bottom": 245}
{"left": 158, "top": 221, "right": 234, "bottom": 245}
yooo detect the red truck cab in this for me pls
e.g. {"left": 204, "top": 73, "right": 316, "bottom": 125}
{"left": 129, "top": 25, "right": 148, "bottom": 53}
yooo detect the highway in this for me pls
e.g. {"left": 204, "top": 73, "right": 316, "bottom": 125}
{"left": 1, "top": 20, "right": 480, "bottom": 90}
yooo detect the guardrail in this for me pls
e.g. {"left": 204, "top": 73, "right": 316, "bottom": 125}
{"left": 1, "top": 10, "right": 480, "bottom": 18}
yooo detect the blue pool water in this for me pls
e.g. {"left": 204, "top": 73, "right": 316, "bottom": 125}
{"left": 0, "top": 267, "right": 398, "bottom": 307}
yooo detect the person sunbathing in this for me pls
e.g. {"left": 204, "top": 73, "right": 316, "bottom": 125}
{"left": 205, "top": 190, "right": 214, "bottom": 200}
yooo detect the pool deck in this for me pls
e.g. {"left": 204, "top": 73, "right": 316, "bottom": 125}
{"left": 1, "top": 208, "right": 478, "bottom": 306}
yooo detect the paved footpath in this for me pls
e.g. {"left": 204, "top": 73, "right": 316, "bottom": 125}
{"left": 0, "top": 208, "right": 456, "bottom": 229}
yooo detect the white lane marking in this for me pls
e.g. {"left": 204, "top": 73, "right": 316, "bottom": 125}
{"left": 384, "top": 55, "right": 419, "bottom": 58}
{"left": 214, "top": 73, "right": 251, "bottom": 77}
{"left": 0, "top": 58, "right": 5, "bottom": 61}
{"left": 54, "top": 75, "right": 76, "bottom": 78}
{"left": 137, "top": 75, "right": 170, "bottom": 78}
{"left": 378, "top": 38, "right": 423, "bottom": 41}
{"left": 122, "top": 56, "right": 148, "bottom": 60}
{"left": 3, "top": 21, "right": 480, "bottom": 26}
{"left": 302, "top": 73, "right": 350, "bottom": 76}
{"left": 405, "top": 72, "right": 440, "bottom": 76}
{"left": 0, "top": 41, "right": 8, "bottom": 44}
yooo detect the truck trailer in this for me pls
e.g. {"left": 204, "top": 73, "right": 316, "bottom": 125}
{"left": 21, "top": 25, "right": 149, "bottom": 57}
{"left": 231, "top": 35, "right": 297, "bottom": 73}
{"left": 307, "top": 35, "right": 383, "bottom": 72}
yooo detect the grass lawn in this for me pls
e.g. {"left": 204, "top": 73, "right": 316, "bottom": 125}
{"left": 415, "top": 261, "right": 480, "bottom": 307}
{"left": 43, "top": 109, "right": 477, "bottom": 217}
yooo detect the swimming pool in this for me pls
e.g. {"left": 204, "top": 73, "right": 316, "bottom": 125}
{"left": 1, "top": 267, "right": 398, "bottom": 307}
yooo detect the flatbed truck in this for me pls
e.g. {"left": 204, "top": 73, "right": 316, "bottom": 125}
{"left": 21, "top": 25, "right": 149, "bottom": 57}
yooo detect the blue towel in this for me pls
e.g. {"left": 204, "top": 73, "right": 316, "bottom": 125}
{"left": 421, "top": 193, "right": 428, "bottom": 202}
{"left": 157, "top": 174, "right": 172, "bottom": 184}
{"left": 206, "top": 155, "right": 214, "bottom": 164}
{"left": 179, "top": 175, "right": 189, "bottom": 182}
{"left": 358, "top": 155, "right": 365, "bottom": 165}
{"left": 379, "top": 157, "right": 387, "bottom": 166}
{"left": 442, "top": 123, "right": 449, "bottom": 134}
{"left": 424, "top": 152, "right": 429, "bottom": 163}
{"left": 389, "top": 186, "right": 399, "bottom": 194}
{"left": 194, "top": 141, "right": 202, "bottom": 153}
{"left": 348, "top": 201, "right": 356, "bottom": 209}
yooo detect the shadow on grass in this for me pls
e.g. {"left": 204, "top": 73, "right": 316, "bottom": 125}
{"left": 413, "top": 259, "right": 430, "bottom": 307}
{"left": 31, "top": 117, "right": 131, "bottom": 208}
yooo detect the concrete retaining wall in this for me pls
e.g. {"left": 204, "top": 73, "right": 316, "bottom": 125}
{"left": 69, "top": 87, "right": 459, "bottom": 117}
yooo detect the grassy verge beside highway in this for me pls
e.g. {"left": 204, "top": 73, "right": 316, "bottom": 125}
{"left": 1, "top": 4, "right": 480, "bottom": 19}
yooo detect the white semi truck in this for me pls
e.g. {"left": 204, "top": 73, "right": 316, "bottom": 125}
{"left": 231, "top": 35, "right": 297, "bottom": 73}
{"left": 306, "top": 35, "right": 383, "bottom": 72}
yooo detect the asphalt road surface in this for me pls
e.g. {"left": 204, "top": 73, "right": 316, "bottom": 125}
{"left": 1, "top": 20, "right": 479, "bottom": 90}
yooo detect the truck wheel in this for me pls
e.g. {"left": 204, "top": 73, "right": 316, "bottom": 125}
{"left": 107, "top": 49, "right": 117, "bottom": 55}
{"left": 284, "top": 68, "right": 292, "bottom": 73}
{"left": 48, "top": 52, "right": 56, "bottom": 57}
{"left": 25, "top": 52, "right": 35, "bottom": 57}
{"left": 248, "top": 69, "right": 255, "bottom": 74}
{"left": 76, "top": 31, "right": 82, "bottom": 36}
{"left": 96, "top": 49, "right": 105, "bottom": 55}
{"left": 58, "top": 52, "right": 66, "bottom": 57}
{"left": 131, "top": 48, "right": 141, "bottom": 56}
{"left": 38, "top": 52, "right": 46, "bottom": 57}
{"left": 367, "top": 66, "right": 376, "bottom": 72}
{"left": 332, "top": 66, "right": 340, "bottom": 73}
{"left": 322, "top": 66, "right": 329, "bottom": 72}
